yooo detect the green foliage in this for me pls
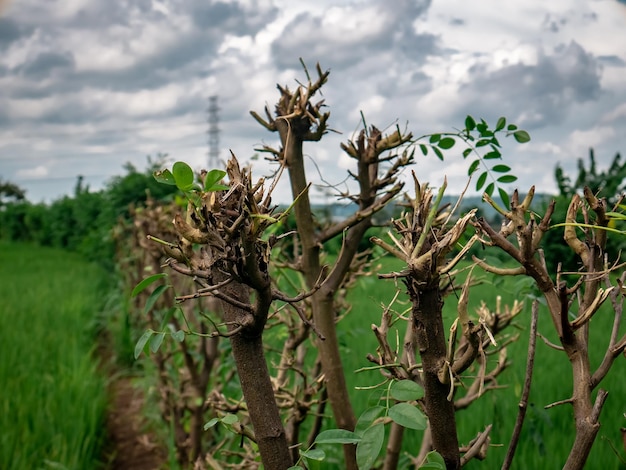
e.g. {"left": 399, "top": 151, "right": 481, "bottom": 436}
{"left": 555, "top": 148, "right": 626, "bottom": 201}
{"left": 418, "top": 115, "right": 530, "bottom": 207}
{"left": 0, "top": 156, "right": 178, "bottom": 267}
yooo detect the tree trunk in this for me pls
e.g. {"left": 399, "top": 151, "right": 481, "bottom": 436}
{"left": 221, "top": 281, "right": 293, "bottom": 470}
{"left": 408, "top": 280, "right": 460, "bottom": 470}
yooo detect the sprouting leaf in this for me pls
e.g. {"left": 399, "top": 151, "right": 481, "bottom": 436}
{"left": 172, "top": 161, "right": 195, "bottom": 191}
{"left": 153, "top": 169, "right": 177, "bottom": 186}
{"left": 468, "top": 159, "right": 480, "bottom": 176}
{"left": 144, "top": 284, "right": 170, "bottom": 314}
{"left": 355, "top": 406, "right": 385, "bottom": 435}
{"left": 390, "top": 380, "right": 424, "bottom": 401}
{"left": 429, "top": 134, "right": 441, "bottom": 144}
{"left": 172, "top": 330, "right": 185, "bottom": 343}
{"left": 499, "top": 187, "right": 510, "bottom": 209}
{"left": 419, "top": 144, "right": 428, "bottom": 156}
{"left": 388, "top": 403, "right": 427, "bottom": 430}
{"left": 131, "top": 273, "right": 167, "bottom": 298}
{"left": 495, "top": 117, "right": 506, "bottom": 132}
{"left": 513, "top": 130, "right": 531, "bottom": 143}
{"left": 476, "top": 172, "right": 488, "bottom": 191}
{"left": 203, "top": 418, "right": 219, "bottom": 430}
{"left": 149, "top": 331, "right": 165, "bottom": 353}
{"left": 432, "top": 147, "right": 444, "bottom": 161}
{"left": 485, "top": 182, "right": 495, "bottom": 196}
{"left": 314, "top": 429, "right": 362, "bottom": 445}
{"left": 492, "top": 164, "right": 511, "bottom": 173}
{"left": 203, "top": 418, "right": 220, "bottom": 431}
{"left": 301, "top": 448, "right": 326, "bottom": 461}
{"left": 134, "top": 330, "right": 153, "bottom": 359}
{"left": 497, "top": 174, "right": 518, "bottom": 183}
{"left": 356, "top": 423, "right": 385, "bottom": 470}
{"left": 465, "top": 115, "right": 476, "bottom": 131}
{"left": 419, "top": 451, "right": 446, "bottom": 469}
{"left": 204, "top": 169, "right": 228, "bottom": 191}
{"left": 221, "top": 414, "right": 239, "bottom": 425}
{"left": 437, "top": 137, "right": 455, "bottom": 150}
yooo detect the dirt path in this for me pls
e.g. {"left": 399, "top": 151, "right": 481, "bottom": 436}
{"left": 104, "top": 374, "right": 166, "bottom": 470}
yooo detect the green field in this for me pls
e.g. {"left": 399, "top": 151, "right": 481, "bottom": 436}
{"left": 0, "top": 242, "right": 109, "bottom": 470}
{"left": 2, "top": 240, "right": 623, "bottom": 469}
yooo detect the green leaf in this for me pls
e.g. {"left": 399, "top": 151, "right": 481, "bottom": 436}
{"left": 432, "top": 147, "right": 444, "bottom": 161}
{"left": 462, "top": 148, "right": 472, "bottom": 158}
{"left": 425, "top": 451, "right": 446, "bottom": 467}
{"left": 429, "top": 134, "right": 441, "bottom": 144}
{"left": 485, "top": 182, "right": 495, "bottom": 196}
{"left": 419, "top": 144, "right": 428, "bottom": 156}
{"left": 388, "top": 403, "right": 427, "bottom": 430}
{"left": 355, "top": 406, "right": 385, "bottom": 435}
{"left": 467, "top": 159, "right": 480, "bottom": 176}
{"left": 287, "top": 467, "right": 305, "bottom": 470}
{"left": 419, "top": 464, "right": 445, "bottom": 470}
{"left": 356, "top": 423, "right": 385, "bottom": 470}
{"left": 390, "top": 380, "right": 424, "bottom": 401}
{"left": 507, "top": 124, "right": 518, "bottom": 131}
{"left": 606, "top": 211, "right": 626, "bottom": 220}
{"left": 476, "top": 139, "right": 490, "bottom": 147}
{"left": 203, "top": 418, "right": 219, "bottom": 430}
{"left": 513, "top": 130, "right": 531, "bottom": 143}
{"left": 499, "top": 187, "right": 510, "bottom": 208}
{"left": 204, "top": 169, "right": 228, "bottom": 191}
{"left": 483, "top": 150, "right": 501, "bottom": 160}
{"left": 221, "top": 414, "right": 239, "bottom": 425}
{"left": 153, "top": 169, "right": 176, "bottom": 186}
{"left": 437, "top": 137, "right": 455, "bottom": 150}
{"left": 314, "top": 429, "right": 362, "bottom": 445}
{"left": 131, "top": 273, "right": 167, "bottom": 298}
{"left": 492, "top": 164, "right": 511, "bottom": 173}
{"left": 134, "top": 330, "right": 153, "bottom": 359}
{"left": 172, "top": 161, "right": 195, "bottom": 191}
{"left": 149, "top": 331, "right": 165, "bottom": 353}
{"left": 495, "top": 117, "right": 506, "bottom": 132}
{"left": 476, "top": 172, "right": 488, "bottom": 191}
{"left": 465, "top": 115, "right": 476, "bottom": 131}
{"left": 172, "top": 330, "right": 185, "bottom": 342}
{"left": 158, "top": 307, "right": 178, "bottom": 330}
{"left": 497, "top": 175, "right": 518, "bottom": 183}
{"left": 144, "top": 284, "right": 170, "bottom": 314}
{"left": 301, "top": 448, "right": 326, "bottom": 461}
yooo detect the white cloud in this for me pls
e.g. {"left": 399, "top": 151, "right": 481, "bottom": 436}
{"left": 16, "top": 164, "right": 48, "bottom": 179}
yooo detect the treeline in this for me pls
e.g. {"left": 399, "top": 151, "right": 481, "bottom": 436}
{"left": 0, "top": 157, "right": 178, "bottom": 267}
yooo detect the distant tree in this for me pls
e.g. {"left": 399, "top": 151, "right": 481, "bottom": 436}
{"left": 555, "top": 148, "right": 626, "bottom": 202}
{"left": 0, "top": 179, "right": 26, "bottom": 207}
{"left": 543, "top": 148, "right": 626, "bottom": 274}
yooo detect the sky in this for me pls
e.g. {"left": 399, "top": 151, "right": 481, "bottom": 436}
{"left": 1, "top": 0, "right": 625, "bottom": 204}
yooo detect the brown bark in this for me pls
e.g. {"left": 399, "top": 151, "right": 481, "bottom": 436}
{"left": 408, "top": 280, "right": 460, "bottom": 470}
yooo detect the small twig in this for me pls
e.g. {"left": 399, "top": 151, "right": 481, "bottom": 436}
{"left": 502, "top": 300, "right": 539, "bottom": 470}
{"left": 460, "top": 424, "right": 492, "bottom": 466}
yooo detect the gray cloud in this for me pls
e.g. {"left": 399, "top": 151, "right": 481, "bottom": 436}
{"left": 461, "top": 41, "right": 601, "bottom": 128}
{"left": 271, "top": 0, "right": 436, "bottom": 69}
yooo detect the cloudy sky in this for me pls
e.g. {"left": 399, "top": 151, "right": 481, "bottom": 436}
{"left": 1, "top": 0, "right": 625, "bottom": 204}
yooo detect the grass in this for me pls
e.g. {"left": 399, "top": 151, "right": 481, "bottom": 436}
{"left": 0, "top": 241, "right": 110, "bottom": 470}
{"left": 340, "top": 256, "right": 626, "bottom": 469}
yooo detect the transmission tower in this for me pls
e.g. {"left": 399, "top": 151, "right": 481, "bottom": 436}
{"left": 207, "top": 95, "right": 220, "bottom": 169}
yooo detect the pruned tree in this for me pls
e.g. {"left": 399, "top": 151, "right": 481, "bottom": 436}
{"left": 473, "top": 187, "right": 626, "bottom": 470}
